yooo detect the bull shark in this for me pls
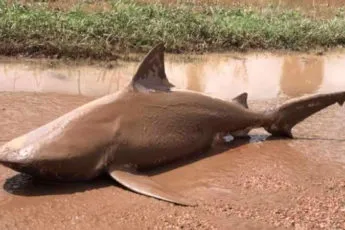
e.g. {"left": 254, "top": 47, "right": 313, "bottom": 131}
{"left": 0, "top": 43, "right": 344, "bottom": 206}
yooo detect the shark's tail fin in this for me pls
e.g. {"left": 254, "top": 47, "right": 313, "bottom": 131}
{"left": 264, "top": 91, "right": 345, "bottom": 138}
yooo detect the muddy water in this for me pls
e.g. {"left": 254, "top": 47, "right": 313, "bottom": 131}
{"left": 0, "top": 52, "right": 345, "bottom": 229}
{"left": 1, "top": 52, "right": 345, "bottom": 100}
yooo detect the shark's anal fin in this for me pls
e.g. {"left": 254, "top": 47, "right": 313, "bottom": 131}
{"left": 129, "top": 43, "right": 175, "bottom": 93}
{"left": 108, "top": 164, "right": 194, "bottom": 206}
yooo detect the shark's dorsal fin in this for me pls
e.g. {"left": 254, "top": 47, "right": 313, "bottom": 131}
{"left": 130, "top": 43, "right": 175, "bottom": 92}
{"left": 232, "top": 92, "right": 248, "bottom": 109}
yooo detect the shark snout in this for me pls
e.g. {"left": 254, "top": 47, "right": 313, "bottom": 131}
{"left": 0, "top": 146, "right": 39, "bottom": 176}
{"left": 0, "top": 143, "right": 34, "bottom": 167}
{"left": 0, "top": 152, "right": 23, "bottom": 173}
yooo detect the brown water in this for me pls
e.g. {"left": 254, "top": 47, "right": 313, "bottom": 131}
{"left": 0, "top": 52, "right": 345, "bottom": 229}
{"left": 1, "top": 52, "right": 345, "bottom": 100}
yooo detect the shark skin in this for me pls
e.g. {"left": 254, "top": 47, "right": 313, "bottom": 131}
{"left": 0, "top": 43, "right": 345, "bottom": 206}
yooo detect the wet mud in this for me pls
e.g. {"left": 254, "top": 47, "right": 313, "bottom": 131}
{"left": 0, "top": 52, "right": 345, "bottom": 229}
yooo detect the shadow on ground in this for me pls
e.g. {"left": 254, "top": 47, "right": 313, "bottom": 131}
{"left": 3, "top": 173, "right": 114, "bottom": 197}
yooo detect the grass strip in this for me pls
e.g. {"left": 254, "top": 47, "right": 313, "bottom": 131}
{"left": 0, "top": 0, "right": 344, "bottom": 59}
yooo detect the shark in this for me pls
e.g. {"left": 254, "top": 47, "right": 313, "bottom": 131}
{"left": 0, "top": 43, "right": 344, "bottom": 206}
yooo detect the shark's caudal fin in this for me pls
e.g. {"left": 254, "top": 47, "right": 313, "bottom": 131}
{"left": 264, "top": 91, "right": 345, "bottom": 138}
{"left": 129, "top": 43, "right": 175, "bottom": 92}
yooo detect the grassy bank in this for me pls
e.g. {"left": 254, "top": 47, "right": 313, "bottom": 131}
{"left": 0, "top": 0, "right": 345, "bottom": 60}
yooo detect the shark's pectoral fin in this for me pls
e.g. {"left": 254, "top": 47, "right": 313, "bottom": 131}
{"left": 129, "top": 43, "right": 175, "bottom": 93}
{"left": 108, "top": 165, "right": 194, "bottom": 206}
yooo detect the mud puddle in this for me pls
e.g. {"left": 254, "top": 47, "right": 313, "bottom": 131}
{"left": 0, "top": 52, "right": 345, "bottom": 229}
{"left": 1, "top": 52, "right": 345, "bottom": 100}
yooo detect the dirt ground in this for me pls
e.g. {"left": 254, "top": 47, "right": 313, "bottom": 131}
{"left": 0, "top": 91, "right": 344, "bottom": 230}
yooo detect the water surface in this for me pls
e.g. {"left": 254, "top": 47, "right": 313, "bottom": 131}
{"left": 1, "top": 52, "right": 345, "bottom": 101}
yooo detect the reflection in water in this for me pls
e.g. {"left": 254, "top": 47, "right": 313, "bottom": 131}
{"left": 186, "top": 63, "right": 204, "bottom": 92}
{"left": 201, "top": 56, "right": 254, "bottom": 100}
{"left": 233, "top": 58, "right": 249, "bottom": 85}
{"left": 0, "top": 52, "right": 344, "bottom": 100}
{"left": 281, "top": 56, "right": 324, "bottom": 97}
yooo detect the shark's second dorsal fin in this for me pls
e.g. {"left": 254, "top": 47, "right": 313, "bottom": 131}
{"left": 130, "top": 43, "right": 175, "bottom": 92}
{"left": 232, "top": 92, "right": 248, "bottom": 109}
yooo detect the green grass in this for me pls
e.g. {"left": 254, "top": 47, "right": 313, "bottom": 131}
{"left": 0, "top": 0, "right": 345, "bottom": 59}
